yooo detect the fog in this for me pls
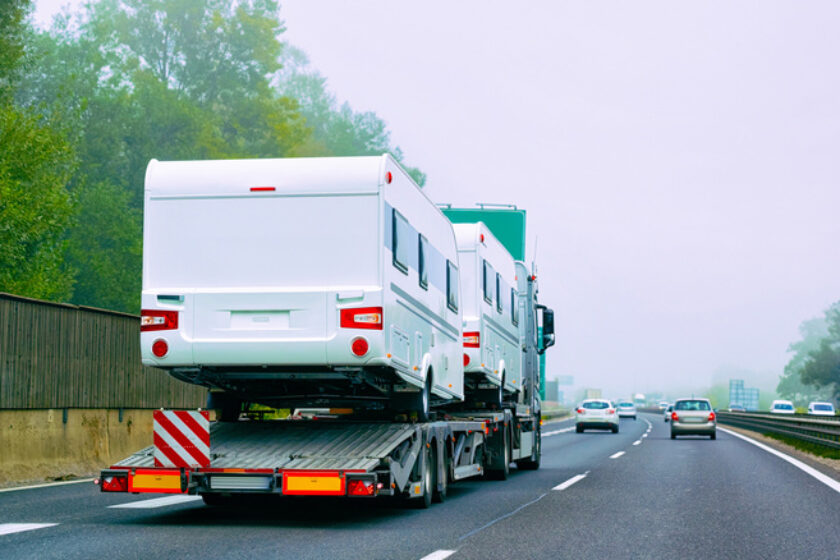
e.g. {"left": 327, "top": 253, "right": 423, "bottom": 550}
{"left": 35, "top": 1, "right": 840, "bottom": 399}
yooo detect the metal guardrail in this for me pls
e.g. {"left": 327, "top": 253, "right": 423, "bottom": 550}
{"left": 716, "top": 412, "right": 840, "bottom": 450}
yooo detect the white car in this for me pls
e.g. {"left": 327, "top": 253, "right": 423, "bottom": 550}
{"left": 576, "top": 399, "right": 619, "bottom": 433}
{"left": 807, "top": 402, "right": 835, "bottom": 416}
{"left": 770, "top": 400, "right": 796, "bottom": 415}
{"left": 616, "top": 401, "right": 637, "bottom": 419}
{"left": 663, "top": 403, "right": 674, "bottom": 422}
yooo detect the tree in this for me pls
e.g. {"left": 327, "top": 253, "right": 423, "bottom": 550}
{"left": 777, "top": 317, "right": 833, "bottom": 404}
{"left": 0, "top": 0, "right": 30, "bottom": 102}
{"left": 799, "top": 302, "right": 840, "bottom": 401}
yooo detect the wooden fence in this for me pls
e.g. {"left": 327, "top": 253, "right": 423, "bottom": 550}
{"left": 0, "top": 293, "right": 205, "bottom": 409}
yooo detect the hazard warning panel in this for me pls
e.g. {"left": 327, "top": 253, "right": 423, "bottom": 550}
{"left": 153, "top": 410, "right": 210, "bottom": 468}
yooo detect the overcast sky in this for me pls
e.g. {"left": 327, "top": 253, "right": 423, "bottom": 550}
{"left": 34, "top": 1, "right": 840, "bottom": 398}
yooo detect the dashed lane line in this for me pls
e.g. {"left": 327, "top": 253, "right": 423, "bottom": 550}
{"left": 109, "top": 495, "right": 202, "bottom": 509}
{"left": 719, "top": 427, "right": 840, "bottom": 495}
{"left": 552, "top": 472, "right": 588, "bottom": 491}
{"left": 543, "top": 427, "right": 575, "bottom": 437}
{"left": 419, "top": 551, "right": 456, "bottom": 560}
{"left": 632, "top": 440, "right": 642, "bottom": 446}
{"left": 0, "top": 523, "right": 58, "bottom": 536}
{"left": 609, "top": 451, "right": 625, "bottom": 459}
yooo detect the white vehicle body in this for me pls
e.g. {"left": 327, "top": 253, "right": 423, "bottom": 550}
{"left": 770, "top": 399, "right": 796, "bottom": 415}
{"left": 140, "top": 154, "right": 463, "bottom": 411}
{"left": 807, "top": 402, "right": 835, "bottom": 416}
{"left": 616, "top": 401, "right": 637, "bottom": 419}
{"left": 575, "top": 399, "right": 619, "bottom": 433}
{"left": 452, "top": 223, "right": 521, "bottom": 402}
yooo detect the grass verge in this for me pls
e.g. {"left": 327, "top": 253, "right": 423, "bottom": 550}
{"left": 763, "top": 432, "right": 840, "bottom": 460}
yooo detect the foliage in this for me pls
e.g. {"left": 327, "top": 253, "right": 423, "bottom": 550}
{"left": 0, "top": 0, "right": 30, "bottom": 101}
{"left": 0, "top": 104, "right": 76, "bottom": 300}
{"left": 781, "top": 302, "right": 840, "bottom": 404}
{"left": 777, "top": 317, "right": 833, "bottom": 405}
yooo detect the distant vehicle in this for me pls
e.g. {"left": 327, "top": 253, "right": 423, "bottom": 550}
{"left": 576, "top": 399, "right": 619, "bottom": 433}
{"left": 658, "top": 401, "right": 669, "bottom": 409}
{"left": 770, "top": 400, "right": 796, "bottom": 415}
{"left": 727, "top": 404, "right": 746, "bottom": 412}
{"left": 807, "top": 402, "right": 835, "bottom": 416}
{"left": 616, "top": 401, "right": 637, "bottom": 420}
{"left": 670, "top": 398, "right": 716, "bottom": 440}
{"left": 663, "top": 404, "right": 674, "bottom": 422}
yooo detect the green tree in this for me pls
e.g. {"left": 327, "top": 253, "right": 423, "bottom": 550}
{"left": 0, "top": 0, "right": 30, "bottom": 101}
{"left": 777, "top": 317, "right": 833, "bottom": 405}
{"left": 800, "top": 302, "right": 840, "bottom": 400}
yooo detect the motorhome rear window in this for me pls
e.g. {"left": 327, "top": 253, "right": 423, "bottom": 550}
{"left": 418, "top": 235, "right": 429, "bottom": 290}
{"left": 392, "top": 209, "right": 411, "bottom": 274}
{"left": 447, "top": 261, "right": 459, "bottom": 312}
{"left": 483, "top": 260, "right": 495, "bottom": 305}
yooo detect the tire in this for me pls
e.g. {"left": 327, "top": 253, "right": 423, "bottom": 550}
{"left": 576, "top": 424, "right": 583, "bottom": 433}
{"left": 432, "top": 445, "right": 448, "bottom": 503}
{"left": 413, "top": 446, "right": 434, "bottom": 509}
{"left": 670, "top": 433, "right": 676, "bottom": 440}
{"left": 486, "top": 425, "right": 511, "bottom": 480}
{"left": 710, "top": 432, "right": 716, "bottom": 440}
{"left": 516, "top": 426, "right": 541, "bottom": 471}
{"left": 612, "top": 425, "right": 619, "bottom": 434}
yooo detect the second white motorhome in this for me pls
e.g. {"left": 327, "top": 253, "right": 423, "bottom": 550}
{"left": 452, "top": 223, "right": 521, "bottom": 406}
{"left": 140, "top": 154, "right": 463, "bottom": 420}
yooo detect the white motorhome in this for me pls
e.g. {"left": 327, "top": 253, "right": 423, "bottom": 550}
{"left": 140, "top": 154, "right": 463, "bottom": 420}
{"left": 452, "top": 223, "right": 521, "bottom": 406}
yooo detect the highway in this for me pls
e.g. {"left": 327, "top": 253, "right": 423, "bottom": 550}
{"left": 2, "top": 414, "right": 840, "bottom": 560}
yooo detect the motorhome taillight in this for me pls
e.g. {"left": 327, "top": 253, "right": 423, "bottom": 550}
{"left": 351, "top": 337, "right": 369, "bottom": 357}
{"left": 463, "top": 353, "right": 470, "bottom": 367}
{"left": 340, "top": 307, "right": 383, "bottom": 330}
{"left": 152, "top": 339, "right": 169, "bottom": 358}
{"left": 250, "top": 186, "right": 276, "bottom": 192}
{"left": 463, "top": 332, "right": 480, "bottom": 348}
{"left": 141, "top": 310, "right": 178, "bottom": 332}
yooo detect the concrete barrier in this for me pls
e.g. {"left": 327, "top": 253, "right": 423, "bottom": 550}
{"left": 0, "top": 409, "right": 157, "bottom": 487}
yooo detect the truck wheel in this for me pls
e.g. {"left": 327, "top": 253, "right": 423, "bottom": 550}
{"left": 432, "top": 446, "right": 448, "bottom": 503}
{"left": 516, "top": 427, "right": 541, "bottom": 471}
{"left": 416, "top": 376, "right": 431, "bottom": 422}
{"left": 576, "top": 424, "right": 583, "bottom": 433}
{"left": 414, "top": 445, "right": 434, "bottom": 509}
{"left": 486, "top": 425, "right": 510, "bottom": 480}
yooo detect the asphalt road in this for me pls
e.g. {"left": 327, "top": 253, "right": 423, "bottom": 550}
{"left": 2, "top": 414, "right": 840, "bottom": 560}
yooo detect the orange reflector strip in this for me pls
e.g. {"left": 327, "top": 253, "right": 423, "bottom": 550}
{"left": 282, "top": 472, "right": 345, "bottom": 496}
{"left": 129, "top": 469, "right": 184, "bottom": 494}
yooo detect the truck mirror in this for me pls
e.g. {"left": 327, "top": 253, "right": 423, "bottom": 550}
{"left": 542, "top": 309, "right": 555, "bottom": 336}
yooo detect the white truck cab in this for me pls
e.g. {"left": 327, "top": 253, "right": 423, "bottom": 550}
{"left": 140, "top": 154, "right": 463, "bottom": 419}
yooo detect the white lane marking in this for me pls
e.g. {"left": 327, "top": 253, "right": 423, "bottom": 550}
{"left": 419, "top": 551, "right": 457, "bottom": 560}
{"left": 543, "top": 427, "right": 575, "bottom": 437}
{"left": 109, "top": 495, "right": 202, "bottom": 509}
{"left": 553, "top": 472, "right": 588, "bottom": 491}
{"left": 0, "top": 478, "right": 95, "bottom": 494}
{"left": 609, "top": 451, "right": 625, "bottom": 459}
{"left": 0, "top": 523, "right": 58, "bottom": 536}
{"left": 642, "top": 434, "right": 648, "bottom": 438}
{"left": 719, "top": 428, "right": 840, "bottom": 494}
{"left": 633, "top": 440, "right": 642, "bottom": 446}
{"left": 644, "top": 418, "right": 652, "bottom": 433}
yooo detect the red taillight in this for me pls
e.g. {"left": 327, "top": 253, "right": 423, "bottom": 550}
{"left": 463, "top": 353, "right": 470, "bottom": 367}
{"left": 340, "top": 307, "right": 383, "bottom": 330}
{"left": 351, "top": 337, "right": 369, "bottom": 357}
{"left": 385, "top": 171, "right": 393, "bottom": 184}
{"left": 141, "top": 310, "right": 178, "bottom": 332}
{"left": 671, "top": 412, "right": 679, "bottom": 421}
{"left": 101, "top": 475, "right": 128, "bottom": 492}
{"left": 463, "top": 331, "right": 480, "bottom": 348}
{"left": 608, "top": 409, "right": 615, "bottom": 415}
{"left": 152, "top": 339, "right": 169, "bottom": 358}
{"left": 576, "top": 408, "right": 584, "bottom": 414}
{"left": 708, "top": 412, "right": 716, "bottom": 421}
{"left": 347, "top": 479, "right": 376, "bottom": 496}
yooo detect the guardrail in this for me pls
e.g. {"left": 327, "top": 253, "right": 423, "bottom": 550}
{"left": 716, "top": 412, "right": 840, "bottom": 450}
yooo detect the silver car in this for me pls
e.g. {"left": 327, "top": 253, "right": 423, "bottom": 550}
{"left": 576, "top": 399, "right": 619, "bottom": 433}
{"left": 616, "top": 401, "right": 637, "bottom": 419}
{"left": 670, "top": 398, "right": 716, "bottom": 439}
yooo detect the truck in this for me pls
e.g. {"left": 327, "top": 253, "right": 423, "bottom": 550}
{"left": 99, "top": 158, "right": 555, "bottom": 506}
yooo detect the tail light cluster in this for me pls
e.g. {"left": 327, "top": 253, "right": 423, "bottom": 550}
{"left": 340, "top": 307, "right": 383, "bottom": 330}
{"left": 463, "top": 331, "right": 480, "bottom": 348}
{"left": 141, "top": 310, "right": 178, "bottom": 332}
{"left": 608, "top": 409, "right": 615, "bottom": 415}
{"left": 347, "top": 477, "right": 377, "bottom": 497}
{"left": 576, "top": 408, "right": 584, "bottom": 414}
{"left": 671, "top": 412, "right": 679, "bottom": 422}
{"left": 99, "top": 473, "right": 128, "bottom": 492}
{"left": 708, "top": 412, "right": 716, "bottom": 421}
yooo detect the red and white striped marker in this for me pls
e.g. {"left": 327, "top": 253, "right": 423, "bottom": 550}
{"left": 153, "top": 410, "right": 210, "bottom": 468}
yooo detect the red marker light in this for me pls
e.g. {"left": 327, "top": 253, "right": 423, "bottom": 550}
{"left": 463, "top": 353, "right": 470, "bottom": 367}
{"left": 386, "top": 172, "right": 393, "bottom": 184}
{"left": 152, "top": 339, "right": 169, "bottom": 358}
{"left": 250, "top": 186, "right": 276, "bottom": 192}
{"left": 480, "top": 233, "right": 485, "bottom": 243}
{"left": 351, "top": 337, "right": 369, "bottom": 356}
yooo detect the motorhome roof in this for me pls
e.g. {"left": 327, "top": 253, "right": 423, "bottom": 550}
{"left": 146, "top": 155, "right": 392, "bottom": 197}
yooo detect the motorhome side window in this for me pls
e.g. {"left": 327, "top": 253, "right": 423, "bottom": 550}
{"left": 392, "top": 210, "right": 411, "bottom": 274}
{"left": 483, "top": 260, "right": 495, "bottom": 305}
{"left": 511, "top": 288, "right": 519, "bottom": 326}
{"left": 495, "top": 273, "right": 503, "bottom": 313}
{"left": 447, "top": 261, "right": 459, "bottom": 312}
{"left": 418, "top": 235, "right": 429, "bottom": 290}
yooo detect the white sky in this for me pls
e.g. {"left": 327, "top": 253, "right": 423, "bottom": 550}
{"left": 34, "top": 1, "right": 840, "bottom": 398}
